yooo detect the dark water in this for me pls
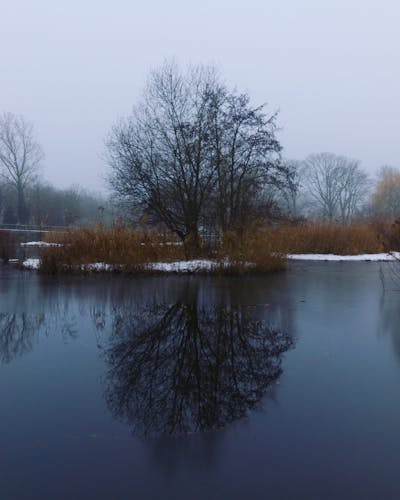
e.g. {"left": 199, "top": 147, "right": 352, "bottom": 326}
{"left": 1, "top": 262, "right": 400, "bottom": 499}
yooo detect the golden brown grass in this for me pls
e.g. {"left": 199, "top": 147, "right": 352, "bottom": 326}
{"left": 373, "top": 218, "right": 400, "bottom": 252}
{"left": 38, "top": 220, "right": 396, "bottom": 275}
{"left": 266, "top": 221, "right": 384, "bottom": 255}
{"left": 216, "top": 230, "right": 286, "bottom": 273}
{"left": 41, "top": 224, "right": 185, "bottom": 273}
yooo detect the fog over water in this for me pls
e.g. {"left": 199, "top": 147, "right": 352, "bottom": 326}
{"left": 1, "top": 0, "right": 399, "bottom": 191}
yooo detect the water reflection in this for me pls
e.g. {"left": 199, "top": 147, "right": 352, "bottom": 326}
{"left": 0, "top": 270, "right": 295, "bottom": 437}
{"left": 0, "top": 314, "right": 45, "bottom": 364}
{"left": 0, "top": 312, "right": 78, "bottom": 364}
{"left": 103, "top": 294, "right": 293, "bottom": 437}
{"left": 378, "top": 291, "right": 400, "bottom": 360}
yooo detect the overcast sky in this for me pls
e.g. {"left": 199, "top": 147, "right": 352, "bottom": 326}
{"left": 1, "top": 0, "right": 399, "bottom": 193}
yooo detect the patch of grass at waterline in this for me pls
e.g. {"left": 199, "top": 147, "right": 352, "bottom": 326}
{"left": 40, "top": 225, "right": 185, "bottom": 274}
{"left": 376, "top": 218, "right": 400, "bottom": 252}
{"left": 266, "top": 221, "right": 384, "bottom": 255}
{"left": 39, "top": 225, "right": 286, "bottom": 274}
{"left": 35, "top": 221, "right": 393, "bottom": 275}
{"left": 216, "top": 230, "right": 286, "bottom": 272}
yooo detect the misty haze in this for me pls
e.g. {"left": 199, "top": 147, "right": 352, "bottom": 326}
{"left": 2, "top": 1, "right": 400, "bottom": 499}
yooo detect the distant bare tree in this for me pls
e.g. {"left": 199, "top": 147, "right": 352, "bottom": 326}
{"left": 266, "top": 159, "right": 301, "bottom": 218}
{"left": 0, "top": 112, "right": 43, "bottom": 224}
{"left": 303, "top": 152, "right": 369, "bottom": 222}
{"left": 337, "top": 160, "right": 370, "bottom": 223}
{"left": 371, "top": 166, "right": 400, "bottom": 218}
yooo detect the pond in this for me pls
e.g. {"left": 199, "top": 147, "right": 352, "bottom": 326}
{"left": 1, "top": 262, "right": 400, "bottom": 499}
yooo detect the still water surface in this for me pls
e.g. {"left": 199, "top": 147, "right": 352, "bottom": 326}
{"left": 1, "top": 262, "right": 400, "bottom": 499}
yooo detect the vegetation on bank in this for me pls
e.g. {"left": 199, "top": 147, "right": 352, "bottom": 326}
{"left": 38, "top": 224, "right": 286, "bottom": 274}
{"left": 13, "top": 219, "right": 393, "bottom": 274}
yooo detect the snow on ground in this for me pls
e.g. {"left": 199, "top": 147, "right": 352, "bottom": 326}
{"left": 21, "top": 241, "right": 62, "bottom": 247}
{"left": 287, "top": 253, "right": 400, "bottom": 262}
{"left": 147, "top": 259, "right": 217, "bottom": 272}
{"left": 22, "top": 258, "right": 41, "bottom": 270}
{"left": 85, "top": 262, "right": 115, "bottom": 271}
{"left": 20, "top": 258, "right": 219, "bottom": 272}
{"left": 20, "top": 253, "right": 400, "bottom": 272}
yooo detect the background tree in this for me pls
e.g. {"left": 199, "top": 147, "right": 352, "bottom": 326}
{"left": 264, "top": 159, "right": 302, "bottom": 219}
{"left": 26, "top": 183, "right": 110, "bottom": 226}
{"left": 0, "top": 112, "right": 43, "bottom": 224}
{"left": 106, "top": 63, "right": 288, "bottom": 252}
{"left": 371, "top": 166, "right": 400, "bottom": 218}
{"left": 0, "top": 178, "right": 109, "bottom": 227}
{"left": 302, "top": 152, "right": 369, "bottom": 222}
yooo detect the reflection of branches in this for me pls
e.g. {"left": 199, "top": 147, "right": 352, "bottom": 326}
{"left": 104, "top": 301, "right": 293, "bottom": 437}
{"left": 378, "top": 292, "right": 400, "bottom": 361}
{"left": 0, "top": 313, "right": 45, "bottom": 363}
{"left": 0, "top": 312, "right": 78, "bottom": 364}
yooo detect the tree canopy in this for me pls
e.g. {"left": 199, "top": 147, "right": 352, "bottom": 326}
{"left": 106, "top": 63, "right": 291, "bottom": 251}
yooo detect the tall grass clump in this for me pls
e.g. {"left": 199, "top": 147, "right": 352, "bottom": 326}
{"left": 373, "top": 218, "right": 400, "bottom": 252}
{"left": 267, "top": 221, "right": 383, "bottom": 255}
{"left": 41, "top": 224, "right": 185, "bottom": 273}
{"left": 36, "top": 220, "right": 389, "bottom": 275}
{"left": 216, "top": 229, "right": 286, "bottom": 273}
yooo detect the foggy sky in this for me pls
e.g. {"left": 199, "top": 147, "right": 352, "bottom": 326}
{"left": 1, "top": 0, "right": 399, "bottom": 193}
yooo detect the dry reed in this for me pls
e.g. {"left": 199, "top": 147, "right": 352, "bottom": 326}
{"left": 266, "top": 222, "right": 383, "bottom": 255}
{"left": 41, "top": 224, "right": 185, "bottom": 273}
{"left": 38, "top": 220, "right": 393, "bottom": 275}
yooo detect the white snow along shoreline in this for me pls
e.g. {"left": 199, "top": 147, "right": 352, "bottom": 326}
{"left": 19, "top": 253, "right": 400, "bottom": 271}
{"left": 287, "top": 253, "right": 400, "bottom": 262}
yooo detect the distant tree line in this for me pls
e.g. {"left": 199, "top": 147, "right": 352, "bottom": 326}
{"left": 0, "top": 180, "right": 109, "bottom": 226}
{"left": 274, "top": 154, "right": 400, "bottom": 223}
{"left": 2, "top": 63, "right": 400, "bottom": 234}
{"left": 0, "top": 112, "right": 110, "bottom": 227}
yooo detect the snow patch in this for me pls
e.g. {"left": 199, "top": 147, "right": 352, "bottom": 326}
{"left": 146, "top": 259, "right": 218, "bottom": 272}
{"left": 22, "top": 258, "right": 41, "bottom": 269}
{"left": 20, "top": 253, "right": 400, "bottom": 272}
{"left": 287, "top": 253, "right": 400, "bottom": 262}
{"left": 21, "top": 241, "right": 62, "bottom": 247}
{"left": 84, "top": 262, "right": 115, "bottom": 272}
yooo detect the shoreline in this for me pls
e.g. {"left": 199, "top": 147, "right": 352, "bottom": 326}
{"left": 12, "top": 252, "right": 400, "bottom": 275}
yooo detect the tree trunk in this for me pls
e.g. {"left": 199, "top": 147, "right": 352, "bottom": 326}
{"left": 17, "top": 182, "right": 29, "bottom": 225}
{"left": 183, "top": 229, "right": 201, "bottom": 259}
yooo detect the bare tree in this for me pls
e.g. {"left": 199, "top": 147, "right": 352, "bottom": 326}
{"left": 106, "top": 62, "right": 287, "bottom": 253}
{"left": 303, "top": 152, "right": 369, "bottom": 222}
{"left": 371, "top": 166, "right": 400, "bottom": 218}
{"left": 264, "top": 159, "right": 302, "bottom": 218}
{"left": 337, "top": 160, "right": 370, "bottom": 223}
{"left": 206, "top": 89, "right": 284, "bottom": 232}
{"left": 107, "top": 64, "right": 218, "bottom": 252}
{"left": 0, "top": 112, "right": 43, "bottom": 224}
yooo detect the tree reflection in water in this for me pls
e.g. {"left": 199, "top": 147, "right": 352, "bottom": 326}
{"left": 0, "top": 314, "right": 46, "bottom": 364}
{"left": 104, "top": 296, "right": 293, "bottom": 437}
{"left": 0, "top": 312, "right": 78, "bottom": 364}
